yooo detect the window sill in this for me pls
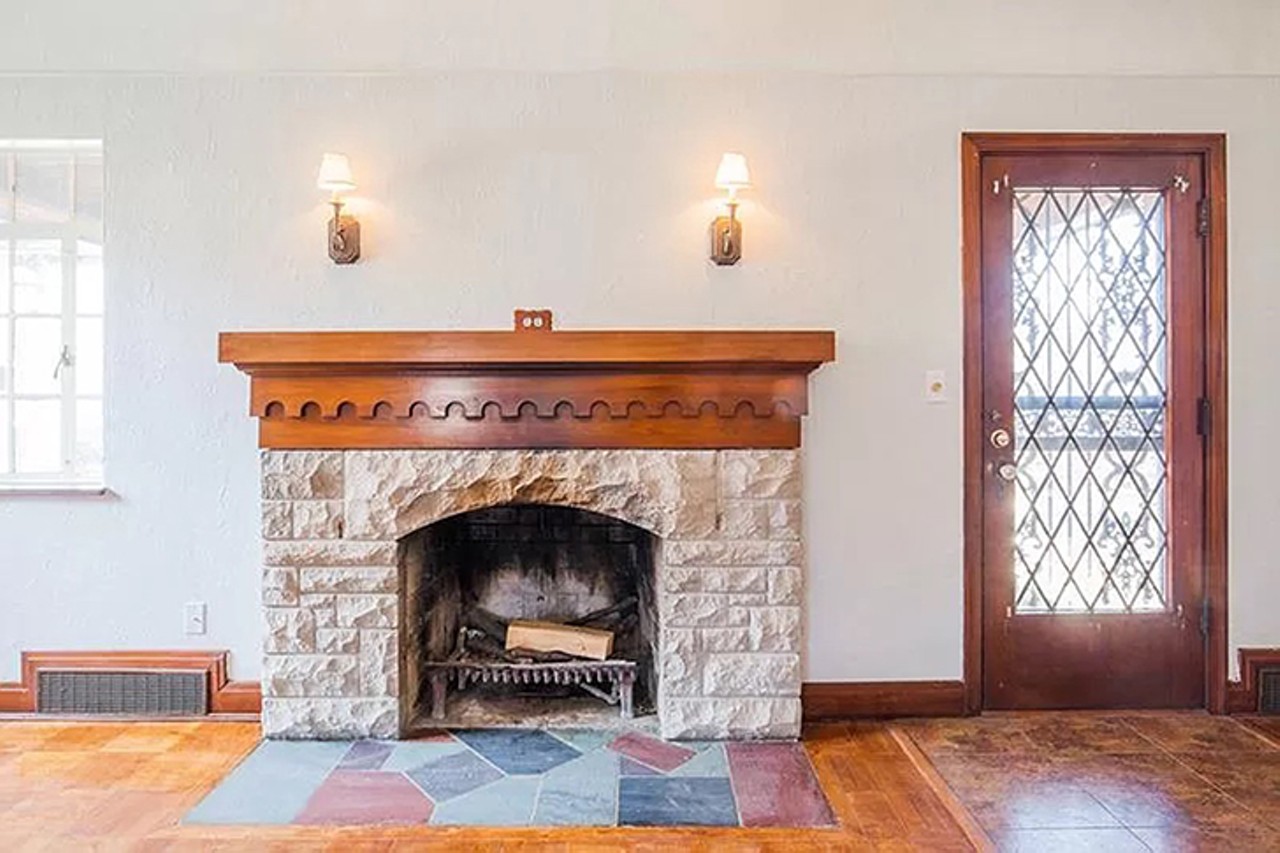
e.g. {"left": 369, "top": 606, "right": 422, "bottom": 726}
{"left": 0, "top": 483, "right": 112, "bottom": 498}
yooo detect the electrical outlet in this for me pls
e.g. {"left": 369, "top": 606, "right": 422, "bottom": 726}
{"left": 184, "top": 602, "right": 207, "bottom": 636}
{"left": 924, "top": 369, "right": 948, "bottom": 403}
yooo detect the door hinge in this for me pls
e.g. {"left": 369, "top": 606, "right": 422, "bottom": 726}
{"left": 1200, "top": 597, "right": 1211, "bottom": 636}
{"left": 1196, "top": 198, "right": 1210, "bottom": 238}
{"left": 1196, "top": 397, "right": 1211, "bottom": 437}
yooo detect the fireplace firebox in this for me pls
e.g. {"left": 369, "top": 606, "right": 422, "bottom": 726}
{"left": 400, "top": 505, "right": 659, "bottom": 731}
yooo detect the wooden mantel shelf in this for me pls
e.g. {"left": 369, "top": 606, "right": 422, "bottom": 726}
{"left": 219, "top": 313, "right": 835, "bottom": 450}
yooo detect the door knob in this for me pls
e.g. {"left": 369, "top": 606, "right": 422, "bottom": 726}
{"left": 997, "top": 462, "right": 1018, "bottom": 482}
{"left": 989, "top": 428, "right": 1011, "bottom": 449}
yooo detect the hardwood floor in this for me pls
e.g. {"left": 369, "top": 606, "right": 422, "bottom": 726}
{"left": 4, "top": 713, "right": 1276, "bottom": 850}
{"left": 902, "top": 713, "right": 1280, "bottom": 851}
{"left": 0, "top": 718, "right": 976, "bottom": 851}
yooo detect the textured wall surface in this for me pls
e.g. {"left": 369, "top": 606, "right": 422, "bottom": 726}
{"left": 259, "top": 449, "right": 804, "bottom": 740}
{"left": 1, "top": 3, "right": 1279, "bottom": 687}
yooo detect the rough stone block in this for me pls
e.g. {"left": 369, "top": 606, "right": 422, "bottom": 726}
{"left": 262, "top": 501, "right": 293, "bottom": 540}
{"left": 292, "top": 501, "right": 344, "bottom": 539}
{"left": 663, "top": 565, "right": 767, "bottom": 595}
{"left": 262, "top": 697, "right": 398, "bottom": 739}
{"left": 262, "top": 567, "right": 299, "bottom": 606}
{"left": 703, "top": 653, "right": 801, "bottom": 696}
{"left": 264, "top": 608, "right": 316, "bottom": 654}
{"left": 657, "top": 628, "right": 701, "bottom": 696}
{"left": 261, "top": 451, "right": 344, "bottom": 500}
{"left": 300, "top": 566, "right": 397, "bottom": 594}
{"left": 767, "top": 500, "right": 802, "bottom": 540}
{"left": 664, "top": 540, "right": 801, "bottom": 567}
{"left": 264, "top": 541, "right": 396, "bottom": 567}
{"left": 749, "top": 607, "right": 802, "bottom": 652}
{"left": 359, "top": 628, "right": 398, "bottom": 696}
{"left": 767, "top": 567, "right": 803, "bottom": 605}
{"left": 663, "top": 594, "right": 749, "bottom": 628}
{"left": 316, "top": 628, "right": 360, "bottom": 655}
{"left": 263, "top": 654, "right": 360, "bottom": 698}
{"left": 700, "top": 626, "right": 752, "bottom": 653}
{"left": 719, "top": 500, "right": 770, "bottom": 539}
{"left": 342, "top": 449, "right": 716, "bottom": 540}
{"left": 336, "top": 594, "right": 397, "bottom": 629}
{"left": 660, "top": 697, "right": 802, "bottom": 741}
{"left": 720, "top": 450, "right": 801, "bottom": 500}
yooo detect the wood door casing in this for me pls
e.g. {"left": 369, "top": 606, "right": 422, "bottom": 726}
{"left": 961, "top": 134, "right": 1229, "bottom": 713}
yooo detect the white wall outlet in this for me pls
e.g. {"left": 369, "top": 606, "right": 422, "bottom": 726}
{"left": 924, "top": 369, "right": 948, "bottom": 403}
{"left": 184, "top": 601, "right": 207, "bottom": 635}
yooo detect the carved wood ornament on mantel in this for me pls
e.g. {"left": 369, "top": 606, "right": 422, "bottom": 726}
{"left": 218, "top": 311, "right": 835, "bottom": 450}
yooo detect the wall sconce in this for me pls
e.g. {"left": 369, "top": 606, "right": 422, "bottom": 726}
{"left": 317, "top": 152, "right": 360, "bottom": 264}
{"left": 710, "top": 152, "right": 751, "bottom": 266}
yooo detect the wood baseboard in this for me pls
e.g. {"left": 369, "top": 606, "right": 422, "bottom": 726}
{"left": 802, "top": 680, "right": 967, "bottom": 720}
{"left": 0, "top": 650, "right": 260, "bottom": 716}
{"left": 1226, "top": 647, "right": 1280, "bottom": 714}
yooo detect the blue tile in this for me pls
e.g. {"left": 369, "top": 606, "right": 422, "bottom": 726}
{"left": 532, "top": 748, "right": 619, "bottom": 826}
{"left": 454, "top": 729, "right": 580, "bottom": 775}
{"left": 618, "top": 777, "right": 739, "bottom": 827}
{"left": 185, "top": 740, "right": 349, "bottom": 825}
{"left": 669, "top": 743, "right": 728, "bottom": 778}
{"left": 381, "top": 737, "right": 466, "bottom": 771}
{"left": 338, "top": 740, "right": 394, "bottom": 770}
{"left": 405, "top": 748, "right": 504, "bottom": 802}
{"left": 430, "top": 775, "right": 541, "bottom": 826}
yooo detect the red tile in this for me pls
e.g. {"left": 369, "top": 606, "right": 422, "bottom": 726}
{"left": 726, "top": 742, "right": 835, "bottom": 827}
{"left": 295, "top": 771, "right": 433, "bottom": 825}
{"left": 607, "top": 732, "right": 694, "bottom": 773}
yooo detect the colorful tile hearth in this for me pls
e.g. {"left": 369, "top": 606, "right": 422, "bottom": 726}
{"left": 185, "top": 728, "right": 838, "bottom": 828}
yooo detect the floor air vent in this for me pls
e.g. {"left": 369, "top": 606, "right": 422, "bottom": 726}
{"left": 36, "top": 670, "right": 209, "bottom": 715}
{"left": 1261, "top": 668, "right": 1280, "bottom": 714}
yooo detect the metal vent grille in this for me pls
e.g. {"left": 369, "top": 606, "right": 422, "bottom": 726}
{"left": 1260, "top": 667, "right": 1280, "bottom": 715}
{"left": 36, "top": 670, "right": 208, "bottom": 715}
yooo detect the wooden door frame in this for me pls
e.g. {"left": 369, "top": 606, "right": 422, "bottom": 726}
{"left": 961, "top": 132, "right": 1229, "bottom": 714}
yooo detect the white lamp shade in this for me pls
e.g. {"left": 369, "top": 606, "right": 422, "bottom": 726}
{"left": 317, "top": 152, "right": 356, "bottom": 193}
{"left": 714, "top": 152, "right": 752, "bottom": 191}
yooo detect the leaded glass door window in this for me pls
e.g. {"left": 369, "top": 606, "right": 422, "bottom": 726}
{"left": 1011, "top": 188, "right": 1168, "bottom": 615}
{"left": 976, "top": 145, "right": 1210, "bottom": 711}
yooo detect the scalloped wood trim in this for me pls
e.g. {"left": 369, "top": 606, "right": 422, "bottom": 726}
{"left": 220, "top": 327, "right": 834, "bottom": 450}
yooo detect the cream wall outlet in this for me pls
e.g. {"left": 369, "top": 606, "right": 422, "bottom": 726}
{"left": 184, "top": 601, "right": 207, "bottom": 635}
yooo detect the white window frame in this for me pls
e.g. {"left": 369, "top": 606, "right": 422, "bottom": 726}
{"left": 0, "top": 139, "right": 104, "bottom": 492}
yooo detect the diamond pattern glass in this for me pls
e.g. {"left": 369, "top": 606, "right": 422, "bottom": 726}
{"left": 1011, "top": 188, "right": 1168, "bottom": 614}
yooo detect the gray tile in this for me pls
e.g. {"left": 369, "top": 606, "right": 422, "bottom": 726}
{"left": 430, "top": 775, "right": 541, "bottom": 826}
{"left": 406, "top": 748, "right": 504, "bottom": 802}
{"left": 532, "top": 748, "right": 619, "bottom": 826}
{"left": 185, "top": 740, "right": 349, "bottom": 825}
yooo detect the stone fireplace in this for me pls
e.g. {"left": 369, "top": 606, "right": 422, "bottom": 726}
{"left": 221, "top": 315, "right": 833, "bottom": 740}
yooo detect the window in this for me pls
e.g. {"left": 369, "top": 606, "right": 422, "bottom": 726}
{"left": 0, "top": 140, "right": 103, "bottom": 488}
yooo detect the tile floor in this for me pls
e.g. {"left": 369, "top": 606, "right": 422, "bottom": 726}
{"left": 903, "top": 713, "right": 1280, "bottom": 851}
{"left": 185, "top": 727, "right": 837, "bottom": 828}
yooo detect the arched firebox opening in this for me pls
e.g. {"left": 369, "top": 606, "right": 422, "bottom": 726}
{"left": 399, "top": 504, "right": 659, "bottom": 733}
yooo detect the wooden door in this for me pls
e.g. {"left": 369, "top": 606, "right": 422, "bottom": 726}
{"left": 975, "top": 144, "right": 1211, "bottom": 709}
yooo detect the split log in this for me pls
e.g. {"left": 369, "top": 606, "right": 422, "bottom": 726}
{"left": 506, "top": 620, "right": 614, "bottom": 661}
{"left": 567, "top": 596, "right": 638, "bottom": 627}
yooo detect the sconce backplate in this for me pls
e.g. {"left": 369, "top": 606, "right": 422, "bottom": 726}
{"left": 328, "top": 216, "right": 361, "bottom": 265}
{"left": 710, "top": 215, "right": 743, "bottom": 266}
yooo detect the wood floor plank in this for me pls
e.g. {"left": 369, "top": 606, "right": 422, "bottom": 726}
{"left": 0, "top": 719, "right": 974, "bottom": 850}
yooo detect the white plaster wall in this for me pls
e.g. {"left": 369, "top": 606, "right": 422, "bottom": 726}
{"left": 1, "top": 3, "right": 1278, "bottom": 684}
